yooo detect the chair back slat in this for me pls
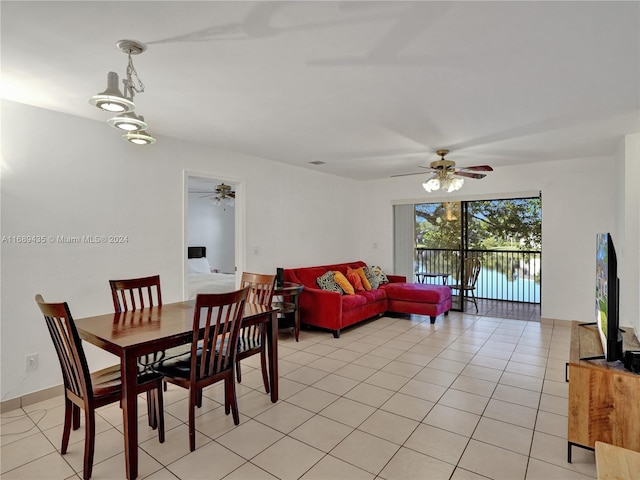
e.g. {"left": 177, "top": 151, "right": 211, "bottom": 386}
{"left": 239, "top": 273, "right": 276, "bottom": 344}
{"left": 35, "top": 294, "right": 92, "bottom": 401}
{"left": 457, "top": 258, "right": 482, "bottom": 288}
{"left": 241, "top": 273, "right": 276, "bottom": 306}
{"left": 109, "top": 275, "right": 162, "bottom": 313}
{"left": 191, "top": 288, "right": 249, "bottom": 381}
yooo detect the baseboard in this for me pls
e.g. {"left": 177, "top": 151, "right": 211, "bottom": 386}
{"left": 0, "top": 384, "right": 63, "bottom": 413}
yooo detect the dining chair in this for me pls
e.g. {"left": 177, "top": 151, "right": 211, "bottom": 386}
{"left": 154, "top": 287, "right": 249, "bottom": 451}
{"left": 109, "top": 274, "right": 169, "bottom": 422}
{"left": 450, "top": 257, "right": 482, "bottom": 312}
{"left": 237, "top": 272, "right": 276, "bottom": 393}
{"left": 35, "top": 294, "right": 165, "bottom": 480}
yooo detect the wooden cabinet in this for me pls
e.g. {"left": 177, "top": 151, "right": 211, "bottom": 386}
{"left": 567, "top": 321, "right": 640, "bottom": 462}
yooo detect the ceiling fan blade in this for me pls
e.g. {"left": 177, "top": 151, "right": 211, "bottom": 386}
{"left": 390, "top": 171, "right": 431, "bottom": 178}
{"left": 457, "top": 165, "right": 493, "bottom": 172}
{"left": 454, "top": 171, "right": 487, "bottom": 179}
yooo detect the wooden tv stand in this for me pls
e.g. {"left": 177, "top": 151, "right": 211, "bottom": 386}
{"left": 567, "top": 321, "right": 640, "bottom": 462}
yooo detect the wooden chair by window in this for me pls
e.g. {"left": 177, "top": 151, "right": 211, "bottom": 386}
{"left": 237, "top": 272, "right": 276, "bottom": 394}
{"left": 35, "top": 294, "right": 165, "bottom": 480}
{"left": 154, "top": 288, "right": 249, "bottom": 452}
{"left": 450, "top": 258, "right": 482, "bottom": 313}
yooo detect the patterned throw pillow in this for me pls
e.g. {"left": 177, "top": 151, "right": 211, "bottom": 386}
{"left": 346, "top": 267, "right": 365, "bottom": 292}
{"left": 369, "top": 265, "right": 389, "bottom": 284}
{"left": 355, "top": 267, "right": 371, "bottom": 290}
{"left": 364, "top": 267, "right": 380, "bottom": 290}
{"left": 333, "top": 271, "right": 355, "bottom": 295}
{"left": 316, "top": 271, "right": 342, "bottom": 293}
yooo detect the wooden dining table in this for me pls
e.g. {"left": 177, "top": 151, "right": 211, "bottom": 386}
{"left": 75, "top": 300, "right": 279, "bottom": 480}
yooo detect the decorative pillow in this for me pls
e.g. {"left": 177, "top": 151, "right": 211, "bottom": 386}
{"left": 316, "top": 271, "right": 342, "bottom": 293}
{"left": 369, "top": 265, "right": 389, "bottom": 284}
{"left": 334, "top": 271, "right": 355, "bottom": 295}
{"left": 355, "top": 267, "right": 371, "bottom": 290}
{"left": 188, "top": 257, "right": 211, "bottom": 273}
{"left": 364, "top": 267, "right": 380, "bottom": 290}
{"left": 346, "top": 267, "right": 365, "bottom": 292}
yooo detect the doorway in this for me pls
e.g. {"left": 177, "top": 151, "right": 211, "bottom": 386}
{"left": 184, "top": 172, "right": 246, "bottom": 299}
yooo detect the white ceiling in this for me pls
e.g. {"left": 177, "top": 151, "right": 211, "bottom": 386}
{"left": 2, "top": 1, "right": 639, "bottom": 180}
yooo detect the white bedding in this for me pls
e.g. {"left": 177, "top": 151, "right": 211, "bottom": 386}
{"left": 187, "top": 272, "right": 237, "bottom": 299}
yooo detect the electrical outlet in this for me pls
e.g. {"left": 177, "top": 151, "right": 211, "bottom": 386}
{"left": 25, "top": 353, "right": 38, "bottom": 372}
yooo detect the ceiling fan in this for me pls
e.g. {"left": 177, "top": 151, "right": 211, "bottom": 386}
{"left": 394, "top": 149, "right": 493, "bottom": 193}
{"left": 199, "top": 183, "right": 236, "bottom": 206}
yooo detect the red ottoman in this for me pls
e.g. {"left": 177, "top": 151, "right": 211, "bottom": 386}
{"left": 380, "top": 283, "right": 452, "bottom": 323}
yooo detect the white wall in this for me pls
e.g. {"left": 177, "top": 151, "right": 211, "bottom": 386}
{"left": 187, "top": 193, "right": 235, "bottom": 273}
{"left": 0, "top": 100, "right": 360, "bottom": 401}
{"left": 356, "top": 154, "right": 625, "bottom": 326}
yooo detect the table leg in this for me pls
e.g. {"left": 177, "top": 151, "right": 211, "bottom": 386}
{"left": 267, "top": 310, "right": 278, "bottom": 402}
{"left": 293, "top": 295, "right": 300, "bottom": 342}
{"left": 121, "top": 352, "right": 139, "bottom": 479}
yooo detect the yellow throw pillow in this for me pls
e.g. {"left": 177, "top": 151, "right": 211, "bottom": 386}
{"left": 355, "top": 267, "right": 371, "bottom": 290}
{"left": 334, "top": 271, "right": 355, "bottom": 295}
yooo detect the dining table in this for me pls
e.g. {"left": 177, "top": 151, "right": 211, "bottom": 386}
{"left": 75, "top": 300, "right": 279, "bottom": 480}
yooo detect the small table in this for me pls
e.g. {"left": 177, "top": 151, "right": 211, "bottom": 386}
{"left": 273, "top": 282, "right": 304, "bottom": 341}
{"left": 415, "top": 272, "right": 449, "bottom": 285}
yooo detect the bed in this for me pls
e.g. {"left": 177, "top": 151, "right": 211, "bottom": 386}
{"left": 186, "top": 246, "right": 237, "bottom": 299}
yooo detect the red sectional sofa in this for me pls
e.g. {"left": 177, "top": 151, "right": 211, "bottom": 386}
{"left": 284, "top": 261, "right": 452, "bottom": 338}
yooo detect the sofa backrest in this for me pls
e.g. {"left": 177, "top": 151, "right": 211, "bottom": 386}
{"left": 285, "top": 261, "right": 368, "bottom": 289}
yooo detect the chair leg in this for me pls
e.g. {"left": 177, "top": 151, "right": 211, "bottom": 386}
{"left": 61, "top": 397, "right": 73, "bottom": 454}
{"left": 226, "top": 376, "right": 239, "bottom": 425}
{"left": 260, "top": 346, "right": 270, "bottom": 394}
{"left": 83, "top": 409, "right": 96, "bottom": 480}
{"left": 147, "top": 391, "right": 157, "bottom": 429}
{"left": 188, "top": 390, "right": 197, "bottom": 452}
{"left": 471, "top": 290, "right": 478, "bottom": 313}
{"left": 72, "top": 403, "right": 81, "bottom": 430}
{"left": 236, "top": 360, "right": 242, "bottom": 383}
{"left": 155, "top": 383, "right": 165, "bottom": 443}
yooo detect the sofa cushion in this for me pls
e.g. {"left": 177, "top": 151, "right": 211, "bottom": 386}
{"left": 296, "top": 266, "right": 332, "bottom": 288}
{"left": 341, "top": 292, "right": 368, "bottom": 311}
{"left": 355, "top": 267, "right": 371, "bottom": 290}
{"left": 346, "top": 267, "right": 365, "bottom": 292}
{"left": 316, "top": 271, "right": 342, "bottom": 293}
{"left": 369, "top": 265, "right": 390, "bottom": 284}
{"left": 334, "top": 271, "right": 355, "bottom": 295}
{"left": 381, "top": 283, "right": 451, "bottom": 303}
{"left": 359, "top": 288, "right": 388, "bottom": 303}
{"left": 364, "top": 267, "right": 380, "bottom": 290}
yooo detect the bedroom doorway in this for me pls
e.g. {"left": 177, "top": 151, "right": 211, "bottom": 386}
{"left": 184, "top": 172, "right": 246, "bottom": 299}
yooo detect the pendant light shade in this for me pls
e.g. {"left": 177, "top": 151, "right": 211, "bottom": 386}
{"left": 107, "top": 112, "right": 148, "bottom": 132}
{"left": 88, "top": 72, "right": 135, "bottom": 113}
{"left": 123, "top": 130, "right": 156, "bottom": 145}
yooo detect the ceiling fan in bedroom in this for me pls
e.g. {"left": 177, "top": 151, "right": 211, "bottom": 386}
{"left": 395, "top": 149, "right": 493, "bottom": 193}
{"left": 200, "top": 183, "right": 236, "bottom": 206}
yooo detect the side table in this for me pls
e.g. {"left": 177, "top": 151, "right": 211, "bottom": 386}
{"left": 273, "top": 282, "right": 304, "bottom": 341}
{"left": 415, "top": 272, "right": 449, "bottom": 285}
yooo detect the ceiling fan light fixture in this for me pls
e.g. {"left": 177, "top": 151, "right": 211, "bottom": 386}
{"left": 223, "top": 196, "right": 235, "bottom": 207}
{"left": 107, "top": 112, "right": 148, "bottom": 131}
{"left": 423, "top": 177, "right": 440, "bottom": 193}
{"left": 88, "top": 72, "right": 135, "bottom": 113}
{"left": 123, "top": 130, "right": 156, "bottom": 145}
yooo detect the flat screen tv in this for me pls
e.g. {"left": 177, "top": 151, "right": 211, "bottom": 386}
{"left": 595, "top": 232, "right": 623, "bottom": 362}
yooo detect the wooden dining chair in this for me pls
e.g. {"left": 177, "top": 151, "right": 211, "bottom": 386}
{"left": 154, "top": 287, "right": 249, "bottom": 452}
{"left": 109, "top": 274, "right": 169, "bottom": 422}
{"left": 450, "top": 257, "right": 482, "bottom": 312}
{"left": 35, "top": 294, "right": 165, "bottom": 480}
{"left": 237, "top": 272, "right": 276, "bottom": 393}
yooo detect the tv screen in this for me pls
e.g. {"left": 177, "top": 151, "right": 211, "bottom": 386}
{"left": 595, "top": 233, "right": 623, "bottom": 361}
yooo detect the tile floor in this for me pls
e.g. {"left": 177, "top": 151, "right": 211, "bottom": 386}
{"left": 1, "top": 306, "right": 598, "bottom": 479}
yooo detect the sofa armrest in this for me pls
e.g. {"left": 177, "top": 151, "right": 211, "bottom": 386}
{"left": 297, "top": 285, "right": 343, "bottom": 330}
{"left": 387, "top": 274, "right": 407, "bottom": 283}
